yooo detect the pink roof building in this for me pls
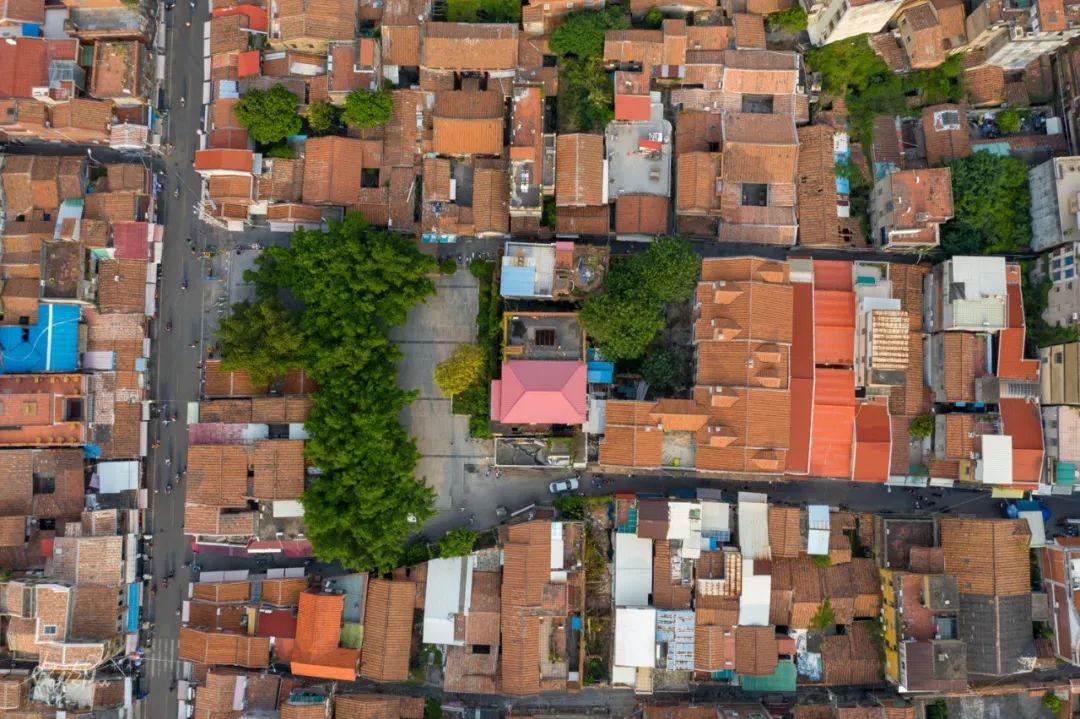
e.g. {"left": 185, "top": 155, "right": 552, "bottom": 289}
{"left": 490, "top": 360, "right": 587, "bottom": 425}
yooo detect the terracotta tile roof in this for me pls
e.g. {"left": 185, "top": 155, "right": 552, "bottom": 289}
{"left": 822, "top": 621, "right": 883, "bottom": 685}
{"left": 694, "top": 623, "right": 735, "bottom": 672}
{"left": 210, "top": 15, "right": 248, "bottom": 56}
{"left": 257, "top": 158, "right": 304, "bottom": 202}
{"left": 721, "top": 49, "right": 800, "bottom": 95}
{"left": 202, "top": 361, "right": 268, "bottom": 398}
{"left": 50, "top": 535, "right": 125, "bottom": 586}
{"left": 940, "top": 518, "right": 1031, "bottom": 596}
{"left": 556, "top": 134, "right": 605, "bottom": 207}
{"left": 84, "top": 191, "right": 141, "bottom": 222}
{"left": 769, "top": 506, "right": 803, "bottom": 557}
{"left": 472, "top": 167, "right": 510, "bottom": 234}
{"left": 797, "top": 124, "right": 864, "bottom": 247}
{"left": 554, "top": 205, "right": 610, "bottom": 235}
{"left": 184, "top": 505, "right": 258, "bottom": 537}
{"left": 733, "top": 13, "right": 765, "bottom": 49}
{"left": 359, "top": 580, "right": 414, "bottom": 681}
{"left": 335, "top": 695, "right": 426, "bottom": 719}
{"left": 187, "top": 445, "right": 249, "bottom": 507}
{"left": 940, "top": 332, "right": 982, "bottom": 403}
{"left": 208, "top": 175, "right": 254, "bottom": 202}
{"left": 178, "top": 627, "right": 270, "bottom": 668}
{"left": 251, "top": 439, "right": 305, "bottom": 500}
{"left": 422, "top": 157, "right": 451, "bottom": 201}
{"left": 615, "top": 195, "right": 668, "bottom": 235}
{"left": 965, "top": 63, "right": 1006, "bottom": 107}
{"left": 423, "top": 22, "right": 518, "bottom": 71}
{"left": 302, "top": 136, "right": 366, "bottom": 205}
{"left": 275, "top": 0, "right": 357, "bottom": 43}
{"left": 260, "top": 577, "right": 308, "bottom": 607}
{"left": 676, "top": 151, "right": 720, "bottom": 215}
{"left": 734, "top": 626, "right": 778, "bottom": 675}
{"left": 1000, "top": 397, "right": 1044, "bottom": 486}
{"left": 432, "top": 90, "right": 505, "bottom": 156}
{"left": 194, "top": 149, "right": 254, "bottom": 175}
{"left": 382, "top": 24, "right": 421, "bottom": 66}
{"left": 291, "top": 590, "right": 359, "bottom": 680}
{"left": 722, "top": 112, "right": 797, "bottom": 183}
{"left": 500, "top": 521, "right": 551, "bottom": 695}
{"left": 870, "top": 32, "right": 908, "bottom": 73}
{"left": 1037, "top": 0, "right": 1068, "bottom": 31}
{"left": 192, "top": 581, "right": 251, "bottom": 603}
{"left": 209, "top": 99, "right": 249, "bottom": 150}
{"left": 922, "top": 104, "right": 972, "bottom": 165}
{"left": 653, "top": 539, "right": 692, "bottom": 609}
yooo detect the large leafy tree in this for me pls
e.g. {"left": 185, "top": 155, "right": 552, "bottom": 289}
{"left": 439, "top": 528, "right": 477, "bottom": 558}
{"left": 218, "top": 298, "right": 303, "bottom": 384}
{"left": 560, "top": 56, "right": 615, "bottom": 132}
{"left": 579, "top": 237, "right": 699, "bottom": 361}
{"left": 234, "top": 84, "right": 302, "bottom": 145}
{"left": 306, "top": 101, "right": 340, "bottom": 135}
{"left": 434, "top": 344, "right": 486, "bottom": 397}
{"left": 579, "top": 292, "right": 665, "bottom": 362}
{"left": 342, "top": 89, "right": 393, "bottom": 129}
{"left": 942, "top": 152, "right": 1031, "bottom": 255}
{"left": 550, "top": 6, "right": 629, "bottom": 59}
{"left": 225, "top": 214, "right": 437, "bottom": 572}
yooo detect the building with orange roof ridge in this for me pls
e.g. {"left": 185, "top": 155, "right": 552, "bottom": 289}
{"left": 692, "top": 257, "right": 793, "bottom": 474}
{"left": 870, "top": 168, "right": 953, "bottom": 250}
{"left": 290, "top": 590, "right": 360, "bottom": 680}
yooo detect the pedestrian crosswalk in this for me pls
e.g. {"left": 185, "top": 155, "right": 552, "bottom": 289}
{"left": 132, "top": 637, "right": 180, "bottom": 719}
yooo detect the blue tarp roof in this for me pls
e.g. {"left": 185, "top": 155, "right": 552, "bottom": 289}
{"left": 500, "top": 265, "right": 536, "bottom": 297}
{"left": 0, "top": 303, "right": 80, "bottom": 373}
{"left": 587, "top": 360, "right": 614, "bottom": 384}
{"left": 126, "top": 583, "right": 140, "bottom": 632}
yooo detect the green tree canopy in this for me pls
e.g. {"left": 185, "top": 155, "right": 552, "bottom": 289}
{"left": 766, "top": 5, "right": 807, "bottom": 32}
{"left": 218, "top": 298, "right": 303, "bottom": 384}
{"left": 439, "top": 528, "right": 478, "bottom": 558}
{"left": 579, "top": 238, "right": 699, "bottom": 361}
{"left": 641, "top": 345, "right": 685, "bottom": 395}
{"left": 559, "top": 55, "right": 615, "bottom": 132}
{"left": 342, "top": 89, "right": 393, "bottom": 129}
{"left": 909, "top": 414, "right": 934, "bottom": 439}
{"left": 306, "top": 101, "right": 340, "bottom": 135}
{"left": 995, "top": 108, "right": 1022, "bottom": 134}
{"left": 225, "top": 214, "right": 437, "bottom": 572}
{"left": 234, "top": 84, "right": 302, "bottom": 145}
{"left": 942, "top": 152, "right": 1031, "bottom": 255}
{"left": 434, "top": 344, "right": 486, "bottom": 397}
{"left": 550, "top": 6, "right": 629, "bottom": 59}
{"left": 806, "top": 36, "right": 964, "bottom": 144}
{"left": 579, "top": 292, "right": 665, "bottom": 362}
{"left": 643, "top": 7, "right": 664, "bottom": 27}
{"left": 622, "top": 237, "right": 700, "bottom": 303}
{"left": 810, "top": 599, "right": 836, "bottom": 630}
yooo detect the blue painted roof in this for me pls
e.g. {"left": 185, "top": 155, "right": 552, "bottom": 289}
{"left": 0, "top": 303, "right": 81, "bottom": 373}
{"left": 587, "top": 360, "right": 614, "bottom": 384}
{"left": 126, "top": 583, "right": 140, "bottom": 632}
{"left": 500, "top": 265, "right": 536, "bottom": 297}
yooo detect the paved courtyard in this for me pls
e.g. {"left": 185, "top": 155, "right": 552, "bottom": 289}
{"left": 391, "top": 273, "right": 492, "bottom": 516}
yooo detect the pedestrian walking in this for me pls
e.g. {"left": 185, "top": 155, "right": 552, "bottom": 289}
{"left": 164, "top": 457, "right": 171, "bottom": 467}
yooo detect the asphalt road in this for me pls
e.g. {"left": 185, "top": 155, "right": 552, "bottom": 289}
{"left": 134, "top": 1, "right": 209, "bottom": 717}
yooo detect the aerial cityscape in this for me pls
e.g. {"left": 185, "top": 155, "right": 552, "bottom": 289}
{"left": 4, "top": 0, "right": 1080, "bottom": 715}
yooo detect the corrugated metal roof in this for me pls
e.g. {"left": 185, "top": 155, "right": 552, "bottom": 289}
{"left": 0, "top": 303, "right": 80, "bottom": 373}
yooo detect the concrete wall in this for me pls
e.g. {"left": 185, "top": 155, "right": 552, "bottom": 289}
{"left": 1030, "top": 159, "right": 1064, "bottom": 252}
{"left": 806, "top": 0, "right": 903, "bottom": 46}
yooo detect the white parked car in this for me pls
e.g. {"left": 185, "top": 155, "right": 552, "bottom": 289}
{"left": 549, "top": 477, "right": 580, "bottom": 494}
